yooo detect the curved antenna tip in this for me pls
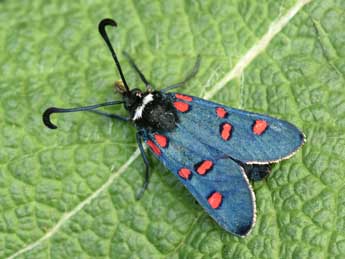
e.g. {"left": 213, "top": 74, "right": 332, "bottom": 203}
{"left": 99, "top": 18, "right": 117, "bottom": 32}
{"left": 42, "top": 107, "right": 58, "bottom": 129}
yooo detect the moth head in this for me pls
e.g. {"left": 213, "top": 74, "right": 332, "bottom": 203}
{"left": 122, "top": 88, "right": 143, "bottom": 111}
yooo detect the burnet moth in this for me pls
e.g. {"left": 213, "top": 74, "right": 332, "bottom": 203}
{"left": 42, "top": 18, "right": 305, "bottom": 236}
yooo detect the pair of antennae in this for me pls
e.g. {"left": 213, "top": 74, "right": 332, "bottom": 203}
{"left": 43, "top": 18, "right": 128, "bottom": 129}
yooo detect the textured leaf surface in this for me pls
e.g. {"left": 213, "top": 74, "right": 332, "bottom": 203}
{"left": 1, "top": 0, "right": 344, "bottom": 258}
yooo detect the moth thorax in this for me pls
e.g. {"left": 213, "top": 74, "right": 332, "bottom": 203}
{"left": 133, "top": 93, "right": 154, "bottom": 120}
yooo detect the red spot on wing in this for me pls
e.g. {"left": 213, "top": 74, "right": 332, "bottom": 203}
{"left": 220, "top": 123, "right": 232, "bottom": 141}
{"left": 178, "top": 168, "right": 191, "bottom": 180}
{"left": 216, "top": 107, "right": 228, "bottom": 118}
{"left": 253, "top": 120, "right": 268, "bottom": 135}
{"left": 195, "top": 160, "right": 213, "bottom": 175}
{"left": 174, "top": 101, "right": 190, "bottom": 112}
{"left": 146, "top": 140, "right": 161, "bottom": 155}
{"left": 175, "top": 94, "right": 192, "bottom": 102}
{"left": 208, "top": 192, "right": 223, "bottom": 209}
{"left": 154, "top": 134, "right": 168, "bottom": 148}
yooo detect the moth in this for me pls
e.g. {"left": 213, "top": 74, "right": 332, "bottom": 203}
{"left": 43, "top": 18, "right": 305, "bottom": 236}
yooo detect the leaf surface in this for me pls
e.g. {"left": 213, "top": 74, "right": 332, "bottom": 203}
{"left": 1, "top": 1, "right": 344, "bottom": 258}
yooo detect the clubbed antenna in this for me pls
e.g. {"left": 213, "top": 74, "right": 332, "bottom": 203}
{"left": 99, "top": 18, "right": 130, "bottom": 93}
{"left": 42, "top": 100, "right": 123, "bottom": 129}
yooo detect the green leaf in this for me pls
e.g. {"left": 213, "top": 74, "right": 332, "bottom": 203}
{"left": 1, "top": 0, "right": 344, "bottom": 258}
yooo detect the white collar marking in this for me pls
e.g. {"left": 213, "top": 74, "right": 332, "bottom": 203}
{"left": 133, "top": 93, "right": 154, "bottom": 120}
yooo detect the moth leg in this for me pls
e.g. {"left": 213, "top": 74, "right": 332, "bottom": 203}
{"left": 161, "top": 55, "right": 201, "bottom": 92}
{"left": 89, "top": 110, "right": 130, "bottom": 121}
{"left": 135, "top": 131, "right": 150, "bottom": 200}
{"left": 123, "top": 51, "right": 153, "bottom": 91}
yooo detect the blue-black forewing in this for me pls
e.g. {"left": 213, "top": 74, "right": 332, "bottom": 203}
{"left": 143, "top": 127, "right": 255, "bottom": 236}
{"left": 142, "top": 92, "right": 304, "bottom": 234}
{"left": 170, "top": 93, "right": 305, "bottom": 164}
